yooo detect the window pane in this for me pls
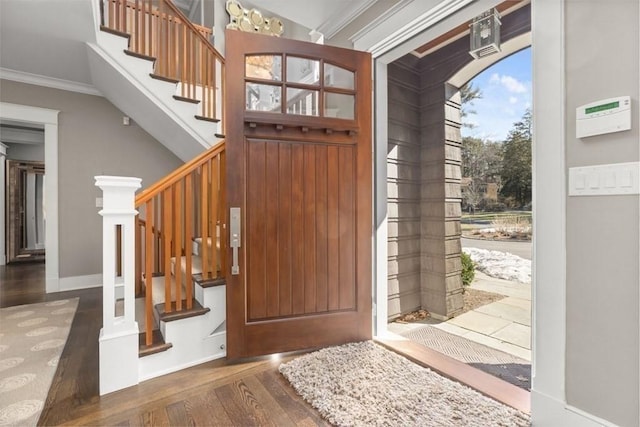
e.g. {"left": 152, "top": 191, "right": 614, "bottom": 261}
{"left": 324, "top": 93, "right": 354, "bottom": 120}
{"left": 286, "top": 57, "right": 320, "bottom": 85}
{"left": 324, "top": 63, "right": 354, "bottom": 89}
{"left": 245, "top": 55, "right": 282, "bottom": 81}
{"left": 246, "top": 83, "right": 281, "bottom": 112}
{"left": 286, "top": 88, "right": 319, "bottom": 116}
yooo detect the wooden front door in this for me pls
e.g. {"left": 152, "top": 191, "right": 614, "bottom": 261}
{"left": 225, "top": 30, "right": 372, "bottom": 359}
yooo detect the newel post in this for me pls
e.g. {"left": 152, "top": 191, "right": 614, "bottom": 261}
{"left": 95, "top": 175, "right": 142, "bottom": 395}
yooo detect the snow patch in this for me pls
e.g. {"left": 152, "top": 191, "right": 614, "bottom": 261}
{"left": 463, "top": 247, "right": 531, "bottom": 284}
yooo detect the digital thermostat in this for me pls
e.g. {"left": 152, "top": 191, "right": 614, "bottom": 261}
{"left": 576, "top": 96, "right": 631, "bottom": 138}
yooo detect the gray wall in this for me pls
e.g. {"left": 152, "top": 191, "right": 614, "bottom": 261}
{"left": 564, "top": 1, "right": 639, "bottom": 425}
{"left": 0, "top": 80, "right": 182, "bottom": 279}
{"left": 387, "top": 56, "right": 423, "bottom": 318}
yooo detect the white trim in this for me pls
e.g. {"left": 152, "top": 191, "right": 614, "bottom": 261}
{"left": 0, "top": 68, "right": 102, "bottom": 97}
{"left": 59, "top": 274, "right": 103, "bottom": 292}
{"left": 532, "top": 391, "right": 618, "bottom": 427}
{"left": 530, "top": 0, "right": 567, "bottom": 417}
{"left": 373, "top": 60, "right": 388, "bottom": 335}
{"left": 349, "top": 0, "right": 413, "bottom": 49}
{"left": 0, "top": 102, "right": 60, "bottom": 293}
{"left": 0, "top": 143, "right": 6, "bottom": 266}
{"left": 351, "top": 0, "right": 474, "bottom": 59}
{"left": 316, "top": 0, "right": 378, "bottom": 40}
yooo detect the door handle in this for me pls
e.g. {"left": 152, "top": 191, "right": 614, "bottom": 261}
{"left": 230, "top": 207, "right": 241, "bottom": 275}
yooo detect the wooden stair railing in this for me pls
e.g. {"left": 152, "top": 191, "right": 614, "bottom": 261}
{"left": 101, "top": 0, "right": 225, "bottom": 131}
{"left": 133, "top": 141, "right": 226, "bottom": 346}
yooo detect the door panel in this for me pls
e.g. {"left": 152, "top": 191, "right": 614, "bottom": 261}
{"left": 225, "top": 29, "right": 372, "bottom": 359}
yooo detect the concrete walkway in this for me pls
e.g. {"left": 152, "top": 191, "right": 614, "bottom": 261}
{"left": 389, "top": 271, "right": 532, "bottom": 361}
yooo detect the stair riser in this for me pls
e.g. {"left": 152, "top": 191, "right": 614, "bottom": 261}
{"left": 195, "top": 284, "right": 225, "bottom": 325}
{"left": 138, "top": 331, "right": 226, "bottom": 381}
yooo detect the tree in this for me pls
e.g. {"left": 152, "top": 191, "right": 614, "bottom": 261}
{"left": 460, "top": 82, "right": 482, "bottom": 128}
{"left": 500, "top": 110, "right": 532, "bottom": 207}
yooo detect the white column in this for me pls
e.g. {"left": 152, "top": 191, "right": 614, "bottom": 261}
{"left": 95, "top": 175, "right": 142, "bottom": 395}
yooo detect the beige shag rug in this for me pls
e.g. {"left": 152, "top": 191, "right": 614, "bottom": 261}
{"left": 0, "top": 298, "right": 78, "bottom": 426}
{"left": 279, "top": 341, "right": 530, "bottom": 427}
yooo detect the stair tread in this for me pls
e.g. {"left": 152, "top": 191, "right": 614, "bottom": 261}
{"left": 193, "top": 275, "right": 225, "bottom": 288}
{"left": 100, "top": 25, "right": 130, "bottom": 39}
{"left": 149, "top": 73, "right": 180, "bottom": 84}
{"left": 124, "top": 49, "right": 155, "bottom": 62}
{"left": 139, "top": 329, "right": 172, "bottom": 357}
{"left": 173, "top": 95, "right": 200, "bottom": 104}
{"left": 194, "top": 115, "right": 220, "bottom": 123}
{"left": 156, "top": 299, "right": 210, "bottom": 322}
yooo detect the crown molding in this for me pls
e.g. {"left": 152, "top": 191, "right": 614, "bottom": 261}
{"left": 351, "top": 0, "right": 473, "bottom": 58}
{"left": 0, "top": 68, "right": 102, "bottom": 97}
{"left": 317, "top": 0, "right": 378, "bottom": 40}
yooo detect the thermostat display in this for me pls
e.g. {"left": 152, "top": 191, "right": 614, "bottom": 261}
{"left": 576, "top": 96, "right": 631, "bottom": 138}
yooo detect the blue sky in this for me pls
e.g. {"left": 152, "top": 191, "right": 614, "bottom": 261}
{"left": 461, "top": 47, "right": 531, "bottom": 142}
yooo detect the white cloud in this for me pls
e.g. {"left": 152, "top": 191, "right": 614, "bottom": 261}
{"left": 490, "top": 73, "right": 528, "bottom": 94}
{"left": 509, "top": 96, "right": 518, "bottom": 104}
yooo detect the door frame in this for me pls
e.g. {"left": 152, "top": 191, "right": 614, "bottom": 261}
{"left": 352, "top": 0, "right": 572, "bottom": 423}
{"left": 0, "top": 102, "right": 60, "bottom": 292}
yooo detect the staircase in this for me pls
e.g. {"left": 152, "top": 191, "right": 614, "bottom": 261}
{"left": 93, "top": 0, "right": 230, "bottom": 394}
{"left": 88, "top": 0, "right": 225, "bottom": 161}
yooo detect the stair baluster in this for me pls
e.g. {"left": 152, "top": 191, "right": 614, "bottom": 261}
{"left": 101, "top": 0, "right": 224, "bottom": 130}
{"left": 130, "top": 142, "right": 226, "bottom": 347}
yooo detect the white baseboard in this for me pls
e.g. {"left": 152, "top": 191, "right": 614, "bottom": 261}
{"left": 59, "top": 274, "right": 103, "bottom": 292}
{"left": 531, "top": 390, "right": 616, "bottom": 427}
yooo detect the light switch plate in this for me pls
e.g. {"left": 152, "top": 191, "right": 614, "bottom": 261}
{"left": 569, "top": 162, "right": 639, "bottom": 196}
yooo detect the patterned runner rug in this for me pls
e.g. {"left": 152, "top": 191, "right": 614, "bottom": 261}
{"left": 0, "top": 298, "right": 78, "bottom": 426}
{"left": 280, "top": 341, "right": 530, "bottom": 427}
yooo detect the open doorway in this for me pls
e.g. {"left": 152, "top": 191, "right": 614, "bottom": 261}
{"left": 6, "top": 159, "right": 46, "bottom": 263}
{"left": 0, "top": 103, "right": 59, "bottom": 293}
{"left": 376, "top": 1, "right": 533, "bottom": 391}
{"left": 1, "top": 120, "right": 46, "bottom": 264}
{"left": 388, "top": 47, "right": 533, "bottom": 390}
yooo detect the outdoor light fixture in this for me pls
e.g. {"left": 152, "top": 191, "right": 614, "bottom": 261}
{"left": 469, "top": 8, "right": 501, "bottom": 59}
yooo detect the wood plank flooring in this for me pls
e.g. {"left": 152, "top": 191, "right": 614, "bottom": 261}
{"left": 0, "top": 263, "right": 328, "bottom": 426}
{"left": 1, "top": 263, "right": 529, "bottom": 425}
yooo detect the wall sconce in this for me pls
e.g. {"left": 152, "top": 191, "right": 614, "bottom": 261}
{"left": 226, "top": 0, "right": 284, "bottom": 37}
{"left": 469, "top": 8, "right": 501, "bottom": 59}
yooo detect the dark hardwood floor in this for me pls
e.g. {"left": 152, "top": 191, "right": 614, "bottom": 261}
{"left": 0, "top": 263, "right": 329, "bottom": 426}
{"left": 1, "top": 263, "right": 528, "bottom": 425}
